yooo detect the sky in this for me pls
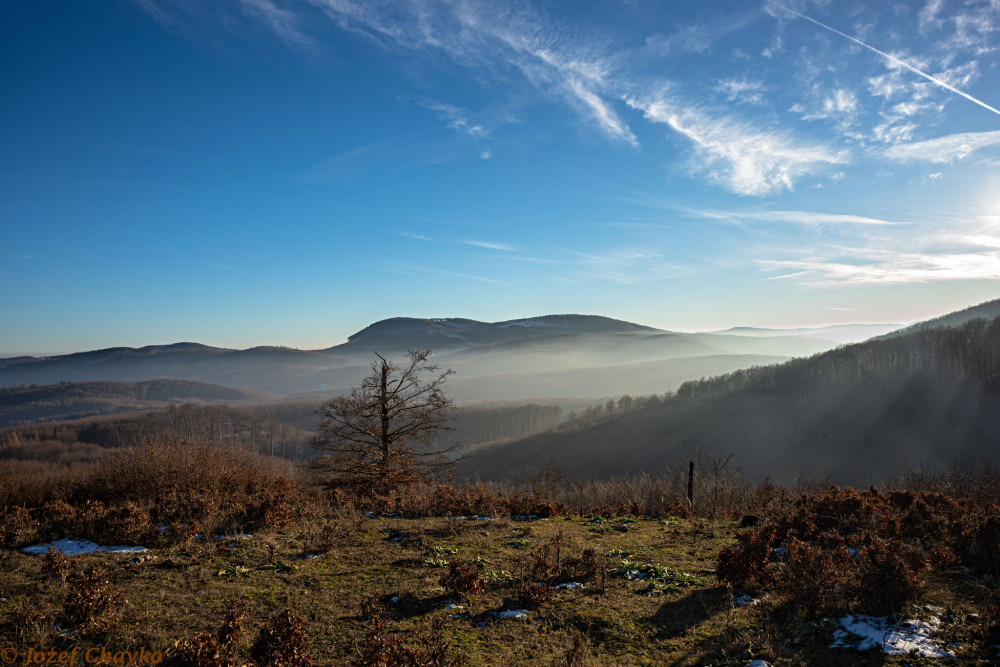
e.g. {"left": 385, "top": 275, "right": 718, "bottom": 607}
{"left": 2, "top": 0, "right": 1000, "bottom": 355}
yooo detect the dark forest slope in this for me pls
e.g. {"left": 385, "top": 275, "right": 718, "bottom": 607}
{"left": 460, "top": 312, "right": 1000, "bottom": 486}
{"left": 0, "top": 380, "right": 274, "bottom": 427}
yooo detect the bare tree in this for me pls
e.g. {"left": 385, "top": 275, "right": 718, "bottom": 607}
{"left": 310, "top": 350, "right": 456, "bottom": 494}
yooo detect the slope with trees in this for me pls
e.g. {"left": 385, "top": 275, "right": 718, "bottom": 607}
{"left": 0, "top": 379, "right": 273, "bottom": 428}
{"left": 460, "top": 311, "right": 1000, "bottom": 486}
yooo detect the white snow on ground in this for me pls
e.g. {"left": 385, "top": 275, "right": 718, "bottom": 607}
{"left": 494, "top": 609, "right": 530, "bottom": 620}
{"left": 830, "top": 614, "right": 956, "bottom": 659}
{"left": 733, "top": 594, "right": 758, "bottom": 607}
{"left": 23, "top": 538, "right": 147, "bottom": 556}
{"left": 555, "top": 582, "right": 585, "bottom": 590}
{"left": 498, "top": 320, "right": 555, "bottom": 328}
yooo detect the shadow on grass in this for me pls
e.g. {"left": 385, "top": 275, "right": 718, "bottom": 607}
{"left": 646, "top": 586, "right": 731, "bottom": 640}
{"left": 383, "top": 593, "right": 451, "bottom": 620}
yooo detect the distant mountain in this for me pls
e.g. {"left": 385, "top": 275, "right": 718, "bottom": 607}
{"left": 711, "top": 323, "right": 904, "bottom": 345}
{"left": 1, "top": 307, "right": 987, "bottom": 422}
{"left": 460, "top": 301, "right": 1000, "bottom": 486}
{"left": 329, "top": 315, "right": 661, "bottom": 352}
{"left": 0, "top": 379, "right": 274, "bottom": 428}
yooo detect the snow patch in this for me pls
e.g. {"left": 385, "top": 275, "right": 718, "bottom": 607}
{"left": 733, "top": 594, "right": 758, "bottom": 607}
{"left": 555, "top": 582, "right": 585, "bottom": 590}
{"left": 830, "top": 614, "right": 956, "bottom": 659}
{"left": 494, "top": 609, "right": 530, "bottom": 620}
{"left": 23, "top": 538, "right": 147, "bottom": 556}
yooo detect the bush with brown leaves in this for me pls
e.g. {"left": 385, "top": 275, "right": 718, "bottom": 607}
{"left": 353, "top": 598, "right": 462, "bottom": 667}
{"left": 439, "top": 560, "right": 485, "bottom": 599}
{"left": 514, "top": 582, "right": 553, "bottom": 610}
{"left": 716, "top": 485, "right": 997, "bottom": 617}
{"left": 248, "top": 609, "right": 312, "bottom": 667}
{"left": 62, "top": 566, "right": 125, "bottom": 631}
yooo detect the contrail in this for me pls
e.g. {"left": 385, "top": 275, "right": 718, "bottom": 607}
{"left": 770, "top": 2, "right": 1000, "bottom": 117}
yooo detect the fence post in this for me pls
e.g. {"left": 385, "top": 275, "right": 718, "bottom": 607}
{"left": 687, "top": 461, "right": 694, "bottom": 509}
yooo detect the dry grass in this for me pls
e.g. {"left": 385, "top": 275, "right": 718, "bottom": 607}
{"left": 1, "top": 444, "right": 998, "bottom": 664}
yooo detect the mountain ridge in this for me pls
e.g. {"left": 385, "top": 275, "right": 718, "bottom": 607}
{"left": 459, "top": 299, "right": 1000, "bottom": 485}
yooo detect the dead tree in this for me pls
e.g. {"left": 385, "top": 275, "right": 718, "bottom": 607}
{"left": 310, "top": 349, "right": 456, "bottom": 495}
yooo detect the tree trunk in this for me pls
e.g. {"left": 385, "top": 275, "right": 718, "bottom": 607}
{"left": 379, "top": 360, "right": 390, "bottom": 484}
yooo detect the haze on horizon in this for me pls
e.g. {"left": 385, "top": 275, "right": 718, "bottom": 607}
{"left": 3, "top": 0, "right": 1000, "bottom": 357}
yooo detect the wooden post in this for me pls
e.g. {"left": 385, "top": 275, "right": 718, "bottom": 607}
{"left": 687, "top": 461, "right": 694, "bottom": 508}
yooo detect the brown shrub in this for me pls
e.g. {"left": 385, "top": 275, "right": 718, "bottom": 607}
{"left": 716, "top": 525, "right": 777, "bottom": 589}
{"left": 166, "top": 600, "right": 316, "bottom": 667}
{"left": 102, "top": 502, "right": 153, "bottom": 544}
{"left": 560, "top": 548, "right": 600, "bottom": 584}
{"left": 62, "top": 565, "right": 125, "bottom": 631}
{"left": 854, "top": 537, "right": 927, "bottom": 615}
{"left": 780, "top": 536, "right": 853, "bottom": 617}
{"left": 718, "top": 485, "right": 968, "bottom": 617}
{"left": 248, "top": 608, "right": 311, "bottom": 667}
{"left": 0, "top": 505, "right": 37, "bottom": 547}
{"left": 353, "top": 598, "right": 462, "bottom": 667}
{"left": 43, "top": 546, "right": 73, "bottom": 582}
{"left": 0, "top": 442, "right": 321, "bottom": 545}
{"left": 38, "top": 499, "right": 77, "bottom": 536}
{"left": 439, "top": 560, "right": 485, "bottom": 599}
{"left": 514, "top": 582, "right": 553, "bottom": 610}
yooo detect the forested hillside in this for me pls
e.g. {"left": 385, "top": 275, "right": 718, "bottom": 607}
{"left": 461, "top": 313, "right": 1000, "bottom": 485}
{"left": 0, "top": 400, "right": 567, "bottom": 466}
{"left": 0, "top": 380, "right": 273, "bottom": 427}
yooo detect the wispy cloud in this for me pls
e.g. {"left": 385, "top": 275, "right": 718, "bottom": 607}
{"left": 714, "top": 78, "right": 767, "bottom": 106}
{"left": 770, "top": 2, "right": 1000, "bottom": 117}
{"left": 918, "top": 0, "right": 946, "bottom": 33}
{"left": 304, "top": 0, "right": 637, "bottom": 146}
{"left": 627, "top": 96, "right": 848, "bottom": 196}
{"left": 882, "top": 129, "right": 1000, "bottom": 163}
{"left": 410, "top": 266, "right": 508, "bottom": 286}
{"left": 296, "top": 141, "right": 385, "bottom": 182}
{"left": 565, "top": 78, "right": 637, "bottom": 146}
{"left": 567, "top": 246, "right": 681, "bottom": 284}
{"left": 236, "top": 0, "right": 318, "bottom": 52}
{"left": 791, "top": 88, "right": 858, "bottom": 121}
{"left": 401, "top": 233, "right": 516, "bottom": 251}
{"left": 759, "top": 215, "right": 1000, "bottom": 286}
{"left": 133, "top": 0, "right": 181, "bottom": 32}
{"left": 419, "top": 100, "right": 490, "bottom": 138}
{"left": 462, "top": 239, "right": 517, "bottom": 251}
{"left": 689, "top": 209, "right": 909, "bottom": 226}
{"left": 645, "top": 12, "right": 757, "bottom": 56}
{"left": 761, "top": 250, "right": 1000, "bottom": 286}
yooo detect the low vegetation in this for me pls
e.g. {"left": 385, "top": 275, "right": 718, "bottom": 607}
{"left": 1, "top": 440, "right": 998, "bottom": 664}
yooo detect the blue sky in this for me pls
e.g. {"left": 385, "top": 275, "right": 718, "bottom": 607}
{"left": 3, "top": 0, "right": 1000, "bottom": 354}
